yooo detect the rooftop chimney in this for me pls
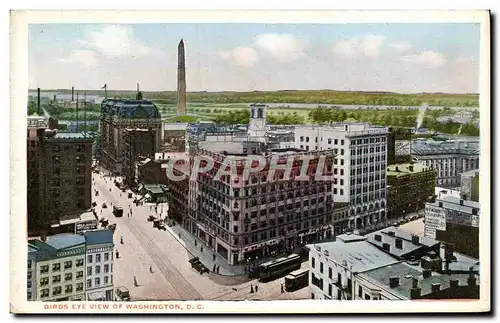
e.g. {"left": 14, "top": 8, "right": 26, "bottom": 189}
{"left": 374, "top": 234, "right": 382, "bottom": 242}
{"left": 395, "top": 167, "right": 399, "bottom": 172}
{"left": 431, "top": 283, "right": 441, "bottom": 294}
{"left": 37, "top": 88, "right": 41, "bottom": 115}
{"left": 411, "top": 235, "right": 420, "bottom": 245}
{"left": 389, "top": 276, "right": 400, "bottom": 288}
{"left": 423, "top": 269, "right": 432, "bottom": 278}
{"left": 460, "top": 199, "right": 464, "bottom": 206}
{"left": 388, "top": 231, "right": 395, "bottom": 237}
{"left": 410, "top": 277, "right": 421, "bottom": 299}
{"left": 395, "top": 238, "right": 403, "bottom": 249}
{"left": 382, "top": 243, "right": 391, "bottom": 252}
{"left": 439, "top": 202, "right": 443, "bottom": 207}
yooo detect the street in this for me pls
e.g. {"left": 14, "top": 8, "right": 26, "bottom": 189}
{"left": 91, "top": 172, "right": 309, "bottom": 301}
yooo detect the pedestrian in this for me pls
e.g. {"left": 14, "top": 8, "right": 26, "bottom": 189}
{"left": 194, "top": 240, "right": 197, "bottom": 247}
{"left": 255, "top": 285, "right": 258, "bottom": 292}
{"left": 201, "top": 246, "right": 203, "bottom": 252}
{"left": 149, "top": 266, "right": 153, "bottom": 273}
{"left": 213, "top": 254, "right": 216, "bottom": 261}
{"left": 281, "top": 284, "right": 284, "bottom": 293}
{"left": 216, "top": 265, "right": 219, "bottom": 274}
{"left": 250, "top": 285, "right": 254, "bottom": 293}
{"left": 213, "top": 264, "right": 216, "bottom": 272}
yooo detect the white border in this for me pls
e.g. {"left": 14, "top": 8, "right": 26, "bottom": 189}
{"left": 9, "top": 9, "right": 491, "bottom": 314}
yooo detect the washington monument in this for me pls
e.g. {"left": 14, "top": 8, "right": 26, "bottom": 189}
{"left": 177, "top": 39, "right": 187, "bottom": 115}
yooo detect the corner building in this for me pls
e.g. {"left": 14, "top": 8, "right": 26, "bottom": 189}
{"left": 294, "top": 123, "right": 389, "bottom": 230}
{"left": 99, "top": 99, "right": 162, "bottom": 175}
{"left": 172, "top": 147, "right": 335, "bottom": 265}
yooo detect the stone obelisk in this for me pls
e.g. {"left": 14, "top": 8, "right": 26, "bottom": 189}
{"left": 177, "top": 39, "right": 187, "bottom": 115}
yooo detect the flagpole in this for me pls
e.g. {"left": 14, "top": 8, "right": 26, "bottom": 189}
{"left": 84, "top": 92, "right": 87, "bottom": 137}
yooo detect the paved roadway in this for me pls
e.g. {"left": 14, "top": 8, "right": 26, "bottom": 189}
{"left": 91, "top": 172, "right": 309, "bottom": 301}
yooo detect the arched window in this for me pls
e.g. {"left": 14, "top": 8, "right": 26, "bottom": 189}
{"left": 251, "top": 108, "right": 255, "bottom": 118}
{"left": 257, "top": 108, "right": 263, "bottom": 119}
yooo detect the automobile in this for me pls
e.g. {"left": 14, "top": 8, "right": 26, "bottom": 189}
{"left": 390, "top": 222, "right": 399, "bottom": 227}
{"left": 116, "top": 286, "right": 130, "bottom": 301}
{"left": 102, "top": 203, "right": 107, "bottom": 208}
{"left": 92, "top": 202, "right": 97, "bottom": 207}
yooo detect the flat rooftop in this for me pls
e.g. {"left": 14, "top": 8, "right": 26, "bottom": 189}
{"left": 429, "top": 195, "right": 480, "bottom": 214}
{"left": 366, "top": 226, "right": 439, "bottom": 259}
{"left": 45, "top": 234, "right": 86, "bottom": 250}
{"left": 361, "top": 262, "right": 475, "bottom": 299}
{"left": 387, "top": 163, "right": 432, "bottom": 177}
{"left": 308, "top": 236, "right": 399, "bottom": 273}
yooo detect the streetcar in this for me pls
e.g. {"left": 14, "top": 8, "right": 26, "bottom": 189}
{"left": 259, "top": 253, "right": 301, "bottom": 282}
{"left": 284, "top": 268, "right": 309, "bottom": 292}
{"left": 113, "top": 205, "right": 123, "bottom": 217}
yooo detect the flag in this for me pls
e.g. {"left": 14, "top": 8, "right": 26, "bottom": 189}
{"left": 101, "top": 84, "right": 107, "bottom": 89}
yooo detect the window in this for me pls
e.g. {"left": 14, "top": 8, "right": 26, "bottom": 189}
{"left": 104, "top": 252, "right": 109, "bottom": 262}
{"left": 52, "top": 263, "right": 61, "bottom": 272}
{"left": 53, "top": 286, "right": 62, "bottom": 296}
{"left": 104, "top": 264, "right": 109, "bottom": 273}
{"left": 365, "top": 294, "right": 371, "bottom": 300}
{"left": 27, "top": 281, "right": 32, "bottom": 289}
{"left": 104, "top": 276, "right": 109, "bottom": 284}
{"left": 306, "top": 137, "right": 310, "bottom": 142}
{"left": 52, "top": 275, "right": 61, "bottom": 283}
{"left": 300, "top": 136, "right": 304, "bottom": 142}
{"left": 96, "top": 265, "right": 101, "bottom": 274}
{"left": 87, "top": 267, "right": 92, "bottom": 276}
{"left": 27, "top": 291, "right": 32, "bottom": 300}
{"left": 341, "top": 140, "right": 344, "bottom": 145}
{"left": 328, "top": 138, "right": 332, "bottom": 144}
{"left": 311, "top": 293, "right": 315, "bottom": 299}
{"left": 95, "top": 277, "right": 100, "bottom": 286}
{"left": 320, "top": 262, "right": 324, "bottom": 274}
{"left": 28, "top": 260, "right": 32, "bottom": 269}
{"left": 328, "top": 284, "right": 333, "bottom": 297}
{"left": 76, "top": 259, "right": 84, "bottom": 267}
{"left": 87, "top": 255, "right": 93, "bottom": 263}
{"left": 65, "top": 273, "right": 73, "bottom": 281}
{"left": 334, "top": 139, "right": 338, "bottom": 145}
{"left": 40, "top": 277, "right": 49, "bottom": 286}
{"left": 96, "top": 254, "right": 101, "bottom": 262}
{"left": 86, "top": 279, "right": 92, "bottom": 288}
{"left": 328, "top": 267, "right": 332, "bottom": 279}
{"left": 41, "top": 289, "right": 49, "bottom": 298}
{"left": 64, "top": 261, "right": 72, "bottom": 269}
{"left": 76, "top": 271, "right": 84, "bottom": 278}
{"left": 358, "top": 286, "right": 363, "bottom": 298}
{"left": 65, "top": 284, "right": 73, "bottom": 294}
{"left": 76, "top": 283, "right": 84, "bottom": 291}
{"left": 311, "top": 257, "right": 315, "bottom": 268}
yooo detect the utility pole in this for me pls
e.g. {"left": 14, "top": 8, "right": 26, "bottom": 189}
{"left": 76, "top": 93, "right": 79, "bottom": 132}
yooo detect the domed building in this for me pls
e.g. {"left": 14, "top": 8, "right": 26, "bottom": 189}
{"left": 99, "top": 99, "right": 162, "bottom": 176}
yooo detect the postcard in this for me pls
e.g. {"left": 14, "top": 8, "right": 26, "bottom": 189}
{"left": 10, "top": 9, "right": 490, "bottom": 314}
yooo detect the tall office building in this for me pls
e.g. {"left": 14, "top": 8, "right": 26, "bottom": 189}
{"left": 177, "top": 39, "right": 187, "bottom": 115}
{"left": 294, "top": 123, "right": 389, "bottom": 230}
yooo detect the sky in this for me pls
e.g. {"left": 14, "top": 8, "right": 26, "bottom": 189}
{"left": 28, "top": 23, "right": 480, "bottom": 93}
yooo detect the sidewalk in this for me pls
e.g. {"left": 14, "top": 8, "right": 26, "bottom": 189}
{"left": 164, "top": 223, "right": 247, "bottom": 277}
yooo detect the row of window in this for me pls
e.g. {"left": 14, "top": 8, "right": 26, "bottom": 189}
{"left": 40, "top": 259, "right": 84, "bottom": 273}
{"left": 38, "top": 271, "right": 84, "bottom": 285}
{"left": 87, "top": 264, "right": 113, "bottom": 276}
{"left": 40, "top": 283, "right": 84, "bottom": 298}
{"left": 86, "top": 275, "right": 113, "bottom": 288}
{"left": 87, "top": 252, "right": 111, "bottom": 263}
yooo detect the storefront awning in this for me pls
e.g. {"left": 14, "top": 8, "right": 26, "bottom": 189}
{"left": 87, "top": 291, "right": 106, "bottom": 301}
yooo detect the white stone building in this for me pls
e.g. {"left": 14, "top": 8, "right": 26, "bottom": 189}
{"left": 84, "top": 229, "right": 115, "bottom": 301}
{"left": 411, "top": 138, "right": 479, "bottom": 188}
{"left": 30, "top": 234, "right": 87, "bottom": 301}
{"left": 307, "top": 233, "right": 398, "bottom": 300}
{"left": 294, "top": 123, "right": 389, "bottom": 229}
